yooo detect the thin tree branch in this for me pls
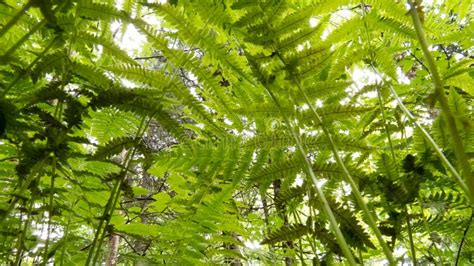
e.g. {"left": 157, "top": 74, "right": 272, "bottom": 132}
{"left": 410, "top": 51, "right": 430, "bottom": 73}
{"left": 134, "top": 55, "right": 166, "bottom": 60}
{"left": 455, "top": 209, "right": 474, "bottom": 266}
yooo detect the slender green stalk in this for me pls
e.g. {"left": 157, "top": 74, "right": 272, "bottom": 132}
{"left": 276, "top": 52, "right": 395, "bottom": 264}
{"left": 242, "top": 5, "right": 356, "bottom": 262}
{"left": 59, "top": 201, "right": 76, "bottom": 265}
{"left": 381, "top": 77, "right": 470, "bottom": 198}
{"left": 1, "top": 19, "right": 47, "bottom": 59}
{"left": 407, "top": 0, "right": 474, "bottom": 203}
{"left": 404, "top": 206, "right": 417, "bottom": 265}
{"left": 14, "top": 201, "right": 34, "bottom": 265}
{"left": 455, "top": 209, "right": 474, "bottom": 265}
{"left": 0, "top": 0, "right": 34, "bottom": 38}
{"left": 86, "top": 115, "right": 150, "bottom": 265}
{"left": 42, "top": 157, "right": 57, "bottom": 266}
{"left": 1, "top": 36, "right": 59, "bottom": 97}
{"left": 85, "top": 176, "right": 122, "bottom": 265}
{"left": 261, "top": 82, "right": 357, "bottom": 264}
{"left": 375, "top": 87, "right": 397, "bottom": 162}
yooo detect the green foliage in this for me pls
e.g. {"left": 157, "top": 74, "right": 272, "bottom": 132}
{"left": 0, "top": 0, "right": 473, "bottom": 265}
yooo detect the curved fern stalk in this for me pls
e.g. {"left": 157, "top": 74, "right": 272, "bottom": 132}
{"left": 86, "top": 115, "right": 151, "bottom": 265}
{"left": 235, "top": 2, "right": 393, "bottom": 259}
{"left": 268, "top": 89, "right": 357, "bottom": 264}
{"left": 1, "top": 19, "right": 47, "bottom": 59}
{"left": 374, "top": 71, "right": 470, "bottom": 200}
{"left": 250, "top": 69, "right": 357, "bottom": 263}
{"left": 1, "top": 35, "right": 59, "bottom": 97}
{"left": 0, "top": 0, "right": 34, "bottom": 38}
{"left": 42, "top": 98, "right": 65, "bottom": 264}
{"left": 455, "top": 210, "right": 474, "bottom": 265}
{"left": 356, "top": 6, "right": 410, "bottom": 263}
{"left": 407, "top": 0, "right": 474, "bottom": 204}
{"left": 280, "top": 55, "right": 395, "bottom": 265}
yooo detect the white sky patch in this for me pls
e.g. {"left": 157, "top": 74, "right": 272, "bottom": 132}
{"left": 84, "top": 134, "right": 98, "bottom": 152}
{"left": 321, "top": 27, "right": 331, "bottom": 40}
{"left": 242, "top": 129, "right": 255, "bottom": 138}
{"left": 305, "top": 129, "right": 319, "bottom": 136}
{"left": 328, "top": 156, "right": 336, "bottom": 164}
{"left": 190, "top": 87, "right": 199, "bottom": 97}
{"left": 315, "top": 178, "right": 327, "bottom": 189}
{"left": 143, "top": 13, "right": 163, "bottom": 26}
{"left": 111, "top": 22, "right": 147, "bottom": 56}
{"left": 321, "top": 7, "right": 355, "bottom": 40}
{"left": 338, "top": 129, "right": 349, "bottom": 135}
{"left": 396, "top": 67, "right": 410, "bottom": 84}
{"left": 315, "top": 99, "right": 323, "bottom": 107}
{"left": 121, "top": 78, "right": 137, "bottom": 88}
{"left": 394, "top": 246, "right": 408, "bottom": 257}
{"left": 45, "top": 73, "right": 53, "bottom": 81}
{"left": 297, "top": 41, "right": 310, "bottom": 51}
{"left": 309, "top": 17, "right": 319, "bottom": 27}
{"left": 454, "top": 53, "right": 464, "bottom": 60}
{"left": 196, "top": 123, "right": 205, "bottom": 129}
{"left": 339, "top": 97, "right": 350, "bottom": 105}
{"left": 244, "top": 240, "right": 261, "bottom": 250}
{"left": 292, "top": 174, "right": 304, "bottom": 187}
{"left": 95, "top": 44, "right": 103, "bottom": 57}
{"left": 351, "top": 67, "right": 382, "bottom": 88}
{"left": 389, "top": 99, "right": 398, "bottom": 108}
{"left": 351, "top": 151, "right": 361, "bottom": 159}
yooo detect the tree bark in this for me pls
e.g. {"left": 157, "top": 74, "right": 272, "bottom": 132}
{"left": 105, "top": 233, "right": 120, "bottom": 266}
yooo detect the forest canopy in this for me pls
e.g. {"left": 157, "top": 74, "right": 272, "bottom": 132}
{"left": 0, "top": 0, "right": 473, "bottom": 265}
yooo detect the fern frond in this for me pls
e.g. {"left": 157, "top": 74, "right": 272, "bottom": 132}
{"left": 248, "top": 156, "right": 302, "bottom": 184}
{"left": 76, "top": 0, "right": 128, "bottom": 22}
{"left": 377, "top": 153, "right": 399, "bottom": 181}
{"left": 93, "top": 136, "right": 138, "bottom": 159}
{"left": 261, "top": 223, "right": 310, "bottom": 245}
{"left": 102, "top": 64, "right": 169, "bottom": 89}
{"left": 148, "top": 3, "right": 251, "bottom": 82}
{"left": 329, "top": 200, "right": 376, "bottom": 250}
{"left": 299, "top": 105, "right": 373, "bottom": 122}
{"left": 76, "top": 32, "right": 137, "bottom": 65}
{"left": 72, "top": 61, "right": 112, "bottom": 89}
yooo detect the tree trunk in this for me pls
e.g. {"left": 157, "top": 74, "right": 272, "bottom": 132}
{"left": 105, "top": 233, "right": 120, "bottom": 266}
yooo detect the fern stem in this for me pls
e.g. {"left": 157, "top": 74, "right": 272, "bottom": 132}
{"left": 376, "top": 86, "right": 397, "bottom": 162}
{"left": 455, "top": 209, "right": 473, "bottom": 265}
{"left": 372, "top": 69, "right": 470, "bottom": 200}
{"left": 407, "top": 0, "right": 474, "bottom": 203}
{"left": 0, "top": 0, "right": 34, "bottom": 38}
{"left": 1, "top": 36, "right": 59, "bottom": 97}
{"left": 14, "top": 202, "right": 35, "bottom": 265}
{"left": 85, "top": 175, "right": 120, "bottom": 265}
{"left": 1, "top": 19, "right": 47, "bottom": 59}
{"left": 88, "top": 114, "right": 151, "bottom": 265}
{"left": 404, "top": 206, "right": 417, "bottom": 265}
{"left": 42, "top": 156, "right": 57, "bottom": 266}
{"left": 259, "top": 81, "right": 357, "bottom": 265}
{"left": 277, "top": 53, "right": 395, "bottom": 265}
{"left": 59, "top": 201, "right": 76, "bottom": 265}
